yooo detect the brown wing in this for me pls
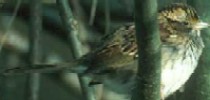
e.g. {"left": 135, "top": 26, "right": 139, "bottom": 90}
{"left": 83, "top": 25, "right": 138, "bottom": 73}
{"left": 98, "top": 25, "right": 137, "bottom": 57}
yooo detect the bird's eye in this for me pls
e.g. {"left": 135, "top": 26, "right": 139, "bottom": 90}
{"left": 183, "top": 22, "right": 189, "bottom": 25}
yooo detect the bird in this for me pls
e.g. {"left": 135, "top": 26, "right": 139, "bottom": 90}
{"left": 4, "top": 3, "right": 209, "bottom": 99}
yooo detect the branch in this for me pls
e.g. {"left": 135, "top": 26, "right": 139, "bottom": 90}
{"left": 56, "top": 0, "right": 96, "bottom": 100}
{"left": 132, "top": 0, "right": 161, "bottom": 100}
{"left": 26, "top": 0, "right": 42, "bottom": 100}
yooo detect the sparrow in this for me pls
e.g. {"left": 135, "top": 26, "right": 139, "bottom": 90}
{"left": 4, "top": 3, "right": 209, "bottom": 99}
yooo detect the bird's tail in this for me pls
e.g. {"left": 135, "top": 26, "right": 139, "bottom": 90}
{"left": 2, "top": 60, "right": 88, "bottom": 75}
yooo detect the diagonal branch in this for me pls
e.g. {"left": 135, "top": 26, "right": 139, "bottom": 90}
{"left": 56, "top": 0, "right": 96, "bottom": 100}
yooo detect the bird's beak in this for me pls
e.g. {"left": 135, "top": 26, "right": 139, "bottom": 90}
{"left": 193, "top": 21, "right": 209, "bottom": 30}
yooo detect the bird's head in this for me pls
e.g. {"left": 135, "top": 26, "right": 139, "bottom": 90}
{"left": 158, "top": 3, "right": 209, "bottom": 44}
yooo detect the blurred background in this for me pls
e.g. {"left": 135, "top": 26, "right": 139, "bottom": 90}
{"left": 0, "top": 0, "right": 210, "bottom": 100}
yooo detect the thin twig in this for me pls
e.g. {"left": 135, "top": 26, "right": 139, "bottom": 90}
{"left": 104, "top": 0, "right": 110, "bottom": 35}
{"left": 56, "top": 0, "right": 96, "bottom": 100}
{"left": 0, "top": 0, "right": 22, "bottom": 54}
{"left": 89, "top": 0, "right": 98, "bottom": 25}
